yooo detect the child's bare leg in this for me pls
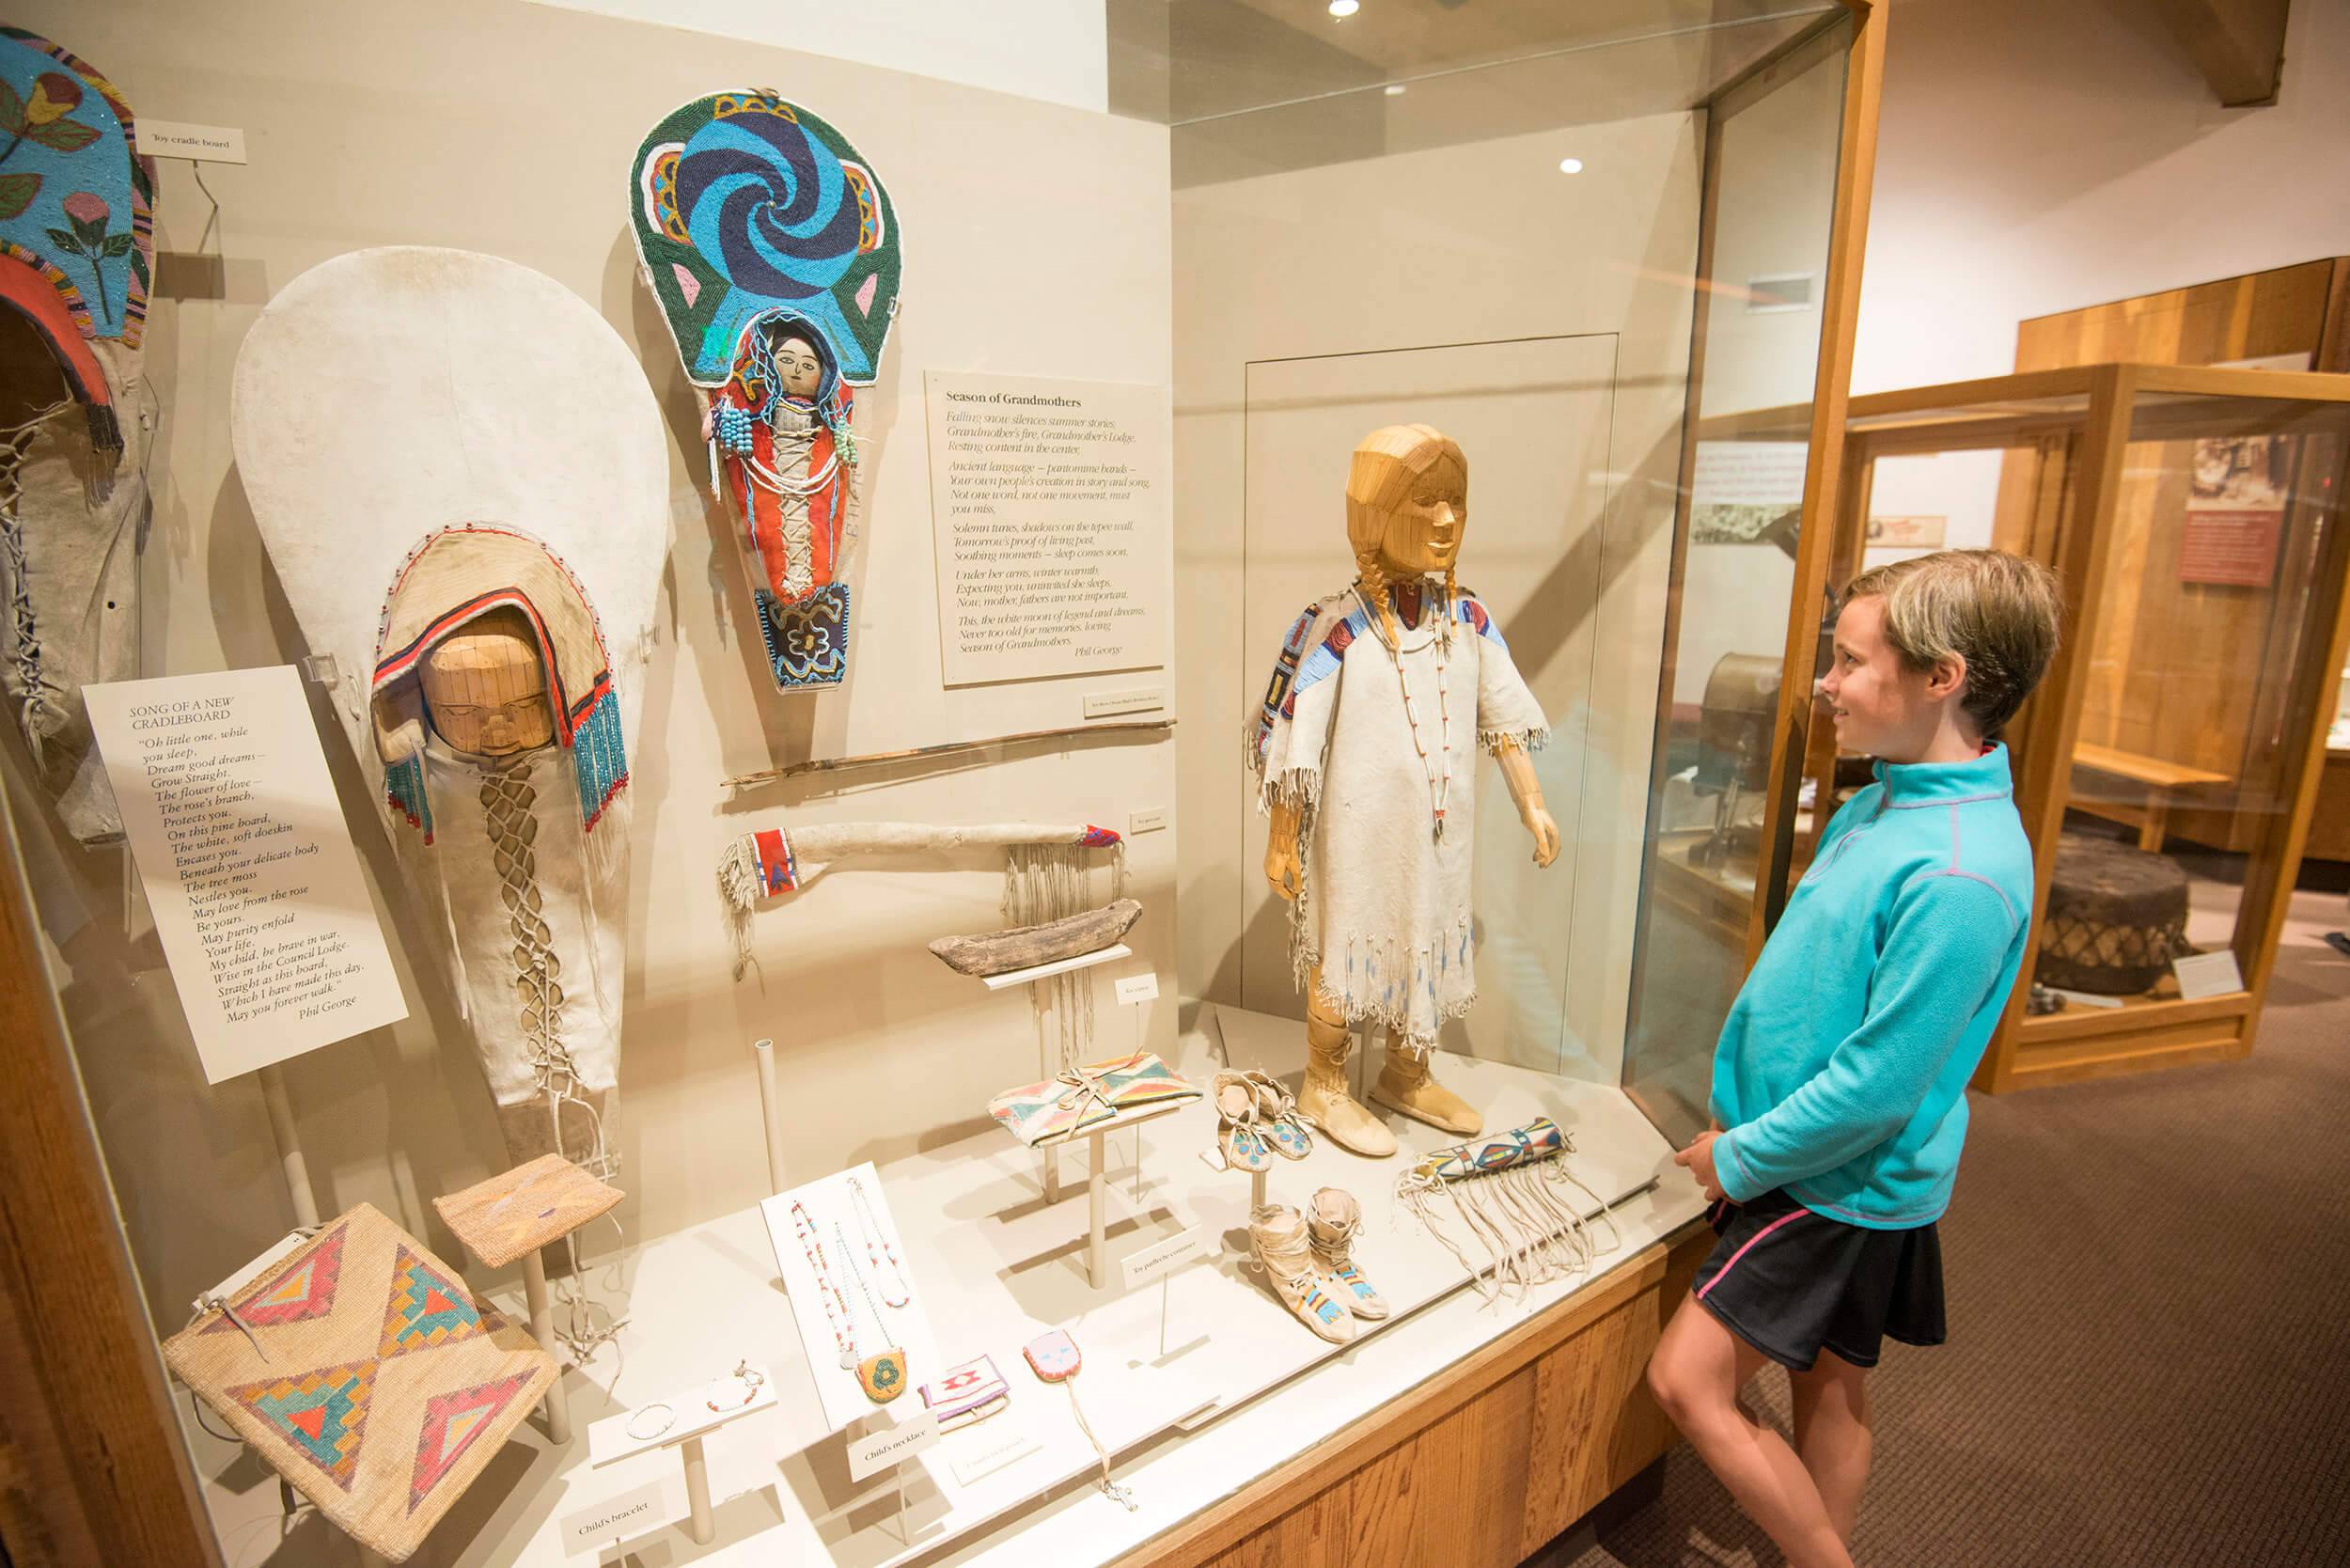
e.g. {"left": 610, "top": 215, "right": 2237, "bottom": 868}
{"left": 1647, "top": 1294, "right": 1856, "bottom": 1568}
{"left": 1789, "top": 1348, "right": 1872, "bottom": 1543}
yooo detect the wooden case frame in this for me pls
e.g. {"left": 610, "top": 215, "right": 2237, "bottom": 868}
{"left": 1809, "top": 365, "right": 2350, "bottom": 1095}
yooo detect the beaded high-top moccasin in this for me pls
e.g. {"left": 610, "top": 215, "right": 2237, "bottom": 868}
{"left": 1249, "top": 1202, "right": 1354, "bottom": 1343}
{"left": 1308, "top": 1186, "right": 1389, "bottom": 1321}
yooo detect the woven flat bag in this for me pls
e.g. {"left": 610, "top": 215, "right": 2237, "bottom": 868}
{"left": 162, "top": 1203, "right": 555, "bottom": 1562}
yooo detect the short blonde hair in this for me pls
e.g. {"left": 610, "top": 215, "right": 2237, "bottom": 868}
{"left": 1841, "top": 549, "right": 2062, "bottom": 739}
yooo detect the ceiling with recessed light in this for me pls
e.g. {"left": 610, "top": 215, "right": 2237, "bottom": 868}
{"left": 1108, "top": 0, "right": 1843, "bottom": 184}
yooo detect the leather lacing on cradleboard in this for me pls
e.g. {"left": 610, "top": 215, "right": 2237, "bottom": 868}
{"left": 424, "top": 750, "right": 631, "bottom": 1374}
{"left": 1394, "top": 1118, "right": 1624, "bottom": 1303}
{"left": 0, "top": 400, "right": 76, "bottom": 757}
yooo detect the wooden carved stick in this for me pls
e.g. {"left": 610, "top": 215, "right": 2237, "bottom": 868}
{"left": 722, "top": 719, "right": 1175, "bottom": 790}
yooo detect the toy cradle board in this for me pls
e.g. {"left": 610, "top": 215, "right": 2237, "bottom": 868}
{"left": 161, "top": 1203, "right": 555, "bottom": 1562}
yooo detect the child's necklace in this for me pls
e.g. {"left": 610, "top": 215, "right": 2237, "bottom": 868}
{"left": 1355, "top": 581, "right": 1452, "bottom": 841}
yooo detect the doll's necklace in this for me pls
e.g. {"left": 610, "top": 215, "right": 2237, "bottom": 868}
{"left": 1355, "top": 583, "right": 1453, "bottom": 841}
{"left": 789, "top": 1200, "right": 858, "bottom": 1369}
{"left": 847, "top": 1176, "right": 911, "bottom": 1308}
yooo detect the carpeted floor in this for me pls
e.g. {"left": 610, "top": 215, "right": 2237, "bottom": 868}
{"left": 1537, "top": 886, "right": 2350, "bottom": 1568}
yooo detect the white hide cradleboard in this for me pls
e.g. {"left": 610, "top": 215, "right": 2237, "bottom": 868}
{"left": 228, "top": 246, "right": 669, "bottom": 1171}
{"left": 761, "top": 1162, "right": 945, "bottom": 1436}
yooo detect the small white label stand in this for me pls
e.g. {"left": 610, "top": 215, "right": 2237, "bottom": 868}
{"left": 587, "top": 1367, "right": 778, "bottom": 1545}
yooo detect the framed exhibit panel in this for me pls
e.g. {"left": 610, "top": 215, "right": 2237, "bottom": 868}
{"left": 0, "top": 3, "right": 1885, "bottom": 1567}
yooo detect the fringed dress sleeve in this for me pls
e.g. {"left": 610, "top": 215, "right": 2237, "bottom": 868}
{"left": 1456, "top": 591, "right": 1550, "bottom": 753}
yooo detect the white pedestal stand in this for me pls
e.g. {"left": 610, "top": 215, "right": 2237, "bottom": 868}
{"left": 520, "top": 1250, "right": 569, "bottom": 1446}
{"left": 587, "top": 1367, "right": 778, "bottom": 1547}
{"left": 1012, "top": 1098, "right": 1187, "bottom": 1289}
{"left": 751, "top": 1037, "right": 789, "bottom": 1194}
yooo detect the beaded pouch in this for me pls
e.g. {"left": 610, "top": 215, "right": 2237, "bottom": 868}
{"left": 986, "top": 1053, "right": 1198, "bottom": 1148}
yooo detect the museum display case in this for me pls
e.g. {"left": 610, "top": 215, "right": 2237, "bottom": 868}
{"left": 1800, "top": 364, "right": 2350, "bottom": 1092}
{"left": 0, "top": 3, "right": 1884, "bottom": 1565}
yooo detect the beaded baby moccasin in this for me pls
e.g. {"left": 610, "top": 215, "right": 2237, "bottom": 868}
{"left": 1243, "top": 1069, "right": 1314, "bottom": 1161}
{"left": 1250, "top": 1202, "right": 1355, "bottom": 1343}
{"left": 1308, "top": 1186, "right": 1388, "bottom": 1321}
{"left": 1213, "top": 1072, "right": 1274, "bottom": 1173}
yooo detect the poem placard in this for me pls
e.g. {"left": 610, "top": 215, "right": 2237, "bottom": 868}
{"left": 925, "top": 370, "right": 1170, "bottom": 686}
{"left": 86, "top": 666, "right": 406, "bottom": 1083}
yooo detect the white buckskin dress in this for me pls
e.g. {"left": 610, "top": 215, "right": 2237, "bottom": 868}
{"left": 1247, "top": 578, "right": 1549, "bottom": 1048}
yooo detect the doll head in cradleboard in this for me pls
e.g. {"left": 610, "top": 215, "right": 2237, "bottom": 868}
{"left": 230, "top": 246, "right": 667, "bottom": 1173}
{"left": 630, "top": 89, "right": 903, "bottom": 694}
{"left": 0, "top": 30, "right": 159, "bottom": 842}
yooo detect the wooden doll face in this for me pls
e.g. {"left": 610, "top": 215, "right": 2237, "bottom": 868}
{"left": 420, "top": 610, "right": 556, "bottom": 757}
{"left": 771, "top": 331, "right": 822, "bottom": 400}
{"left": 1377, "top": 454, "right": 1468, "bottom": 578}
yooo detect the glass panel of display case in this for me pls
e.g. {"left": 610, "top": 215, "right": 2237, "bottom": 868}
{"left": 1618, "top": 20, "right": 1852, "bottom": 1142}
{"left": 2033, "top": 408, "right": 2348, "bottom": 1016}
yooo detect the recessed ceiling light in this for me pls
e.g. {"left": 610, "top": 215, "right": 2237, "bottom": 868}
{"left": 1329, "top": 0, "right": 1360, "bottom": 17}
{"left": 1385, "top": 83, "right": 1406, "bottom": 97}
{"left": 1558, "top": 157, "right": 1585, "bottom": 174}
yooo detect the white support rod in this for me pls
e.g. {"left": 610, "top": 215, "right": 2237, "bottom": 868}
{"left": 1087, "top": 1126, "right": 1108, "bottom": 1290}
{"left": 1249, "top": 1166, "right": 1268, "bottom": 1215}
{"left": 258, "top": 1062, "right": 320, "bottom": 1230}
{"left": 752, "top": 1038, "right": 788, "bottom": 1195}
{"left": 1042, "top": 1142, "right": 1061, "bottom": 1204}
{"left": 682, "top": 1434, "right": 715, "bottom": 1544}
{"left": 521, "top": 1250, "right": 571, "bottom": 1445}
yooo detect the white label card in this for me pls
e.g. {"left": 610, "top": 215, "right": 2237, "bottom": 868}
{"left": 848, "top": 1410, "right": 941, "bottom": 1481}
{"left": 559, "top": 1480, "right": 666, "bottom": 1555}
{"left": 925, "top": 370, "right": 1172, "bottom": 687}
{"left": 1120, "top": 1224, "right": 1207, "bottom": 1290}
{"left": 135, "top": 118, "right": 249, "bottom": 164}
{"left": 1113, "top": 972, "right": 1159, "bottom": 1005}
{"left": 948, "top": 1420, "right": 1043, "bottom": 1486}
{"left": 2172, "top": 949, "right": 2245, "bottom": 1001}
{"left": 85, "top": 667, "right": 407, "bottom": 1083}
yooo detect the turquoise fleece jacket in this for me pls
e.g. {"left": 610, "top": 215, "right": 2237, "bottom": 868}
{"left": 1711, "top": 744, "right": 2033, "bottom": 1230}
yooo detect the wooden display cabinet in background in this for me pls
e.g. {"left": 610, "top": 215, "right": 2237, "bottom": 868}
{"left": 2011, "top": 258, "right": 2350, "bottom": 861}
{"left": 1811, "top": 365, "right": 2350, "bottom": 1093}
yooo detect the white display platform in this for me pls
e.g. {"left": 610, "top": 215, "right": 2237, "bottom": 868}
{"left": 175, "top": 1007, "right": 1705, "bottom": 1567}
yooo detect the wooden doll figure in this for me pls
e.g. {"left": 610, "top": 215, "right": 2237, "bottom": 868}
{"left": 1248, "top": 425, "right": 1559, "bottom": 1157}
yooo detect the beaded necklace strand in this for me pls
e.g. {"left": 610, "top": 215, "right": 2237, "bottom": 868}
{"left": 789, "top": 1200, "right": 858, "bottom": 1369}
{"left": 1355, "top": 580, "right": 1454, "bottom": 841}
{"left": 847, "top": 1176, "right": 912, "bottom": 1309}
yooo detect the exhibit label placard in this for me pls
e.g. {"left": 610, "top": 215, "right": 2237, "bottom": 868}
{"left": 848, "top": 1409, "right": 940, "bottom": 1481}
{"left": 85, "top": 666, "right": 406, "bottom": 1083}
{"left": 926, "top": 370, "right": 1170, "bottom": 686}
{"left": 559, "top": 1480, "right": 666, "bottom": 1556}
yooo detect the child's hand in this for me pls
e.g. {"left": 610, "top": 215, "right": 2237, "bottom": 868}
{"left": 1675, "top": 1130, "right": 1725, "bottom": 1201}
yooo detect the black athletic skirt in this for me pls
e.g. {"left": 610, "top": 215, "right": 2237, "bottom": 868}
{"left": 1692, "top": 1188, "right": 1946, "bottom": 1372}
